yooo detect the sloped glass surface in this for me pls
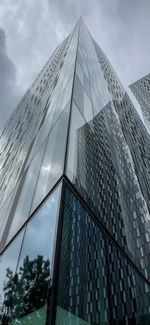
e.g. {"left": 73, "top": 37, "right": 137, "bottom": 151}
{"left": 56, "top": 306, "right": 91, "bottom": 325}
{"left": 66, "top": 101, "right": 86, "bottom": 181}
{"left": 66, "top": 97, "right": 150, "bottom": 281}
{"left": 31, "top": 103, "right": 70, "bottom": 214}
{"left": 6, "top": 140, "right": 47, "bottom": 245}
{"left": 0, "top": 182, "right": 20, "bottom": 246}
{"left": 0, "top": 185, "right": 60, "bottom": 325}
{"left": 52, "top": 77, "right": 73, "bottom": 126}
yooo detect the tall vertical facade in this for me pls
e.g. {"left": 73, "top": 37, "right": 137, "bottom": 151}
{"left": 0, "top": 19, "right": 150, "bottom": 325}
{"left": 130, "top": 74, "right": 150, "bottom": 131}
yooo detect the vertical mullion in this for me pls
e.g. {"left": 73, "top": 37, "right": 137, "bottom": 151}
{"left": 46, "top": 179, "right": 66, "bottom": 325}
{"left": 63, "top": 19, "right": 81, "bottom": 175}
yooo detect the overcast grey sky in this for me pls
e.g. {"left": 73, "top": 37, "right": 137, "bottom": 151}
{"left": 0, "top": 0, "right": 150, "bottom": 130}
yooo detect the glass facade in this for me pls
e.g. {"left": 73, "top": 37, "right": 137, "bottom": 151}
{"left": 130, "top": 74, "right": 150, "bottom": 131}
{"left": 0, "top": 185, "right": 60, "bottom": 324}
{"left": 0, "top": 18, "right": 150, "bottom": 325}
{"left": 56, "top": 184, "right": 150, "bottom": 325}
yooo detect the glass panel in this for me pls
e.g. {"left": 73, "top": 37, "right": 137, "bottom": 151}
{"left": 0, "top": 231, "right": 24, "bottom": 324}
{"left": 56, "top": 183, "right": 150, "bottom": 325}
{"left": 56, "top": 184, "right": 109, "bottom": 325}
{"left": 106, "top": 238, "right": 150, "bottom": 323}
{"left": 76, "top": 61, "right": 84, "bottom": 85}
{"left": 62, "top": 77, "right": 73, "bottom": 111}
{"left": 19, "top": 185, "right": 60, "bottom": 265}
{"left": 28, "top": 104, "right": 56, "bottom": 162}
{"left": 6, "top": 140, "right": 47, "bottom": 244}
{"left": 73, "top": 75, "right": 93, "bottom": 123}
{"left": 56, "top": 306, "right": 91, "bottom": 325}
{"left": 67, "top": 97, "right": 150, "bottom": 281}
{"left": 0, "top": 182, "right": 20, "bottom": 246}
{"left": 0, "top": 185, "right": 60, "bottom": 325}
{"left": 66, "top": 101, "right": 91, "bottom": 185}
{"left": 31, "top": 104, "right": 70, "bottom": 214}
{"left": 83, "top": 74, "right": 91, "bottom": 99}
{"left": 73, "top": 75, "right": 84, "bottom": 112}
{"left": 83, "top": 91, "right": 93, "bottom": 122}
{"left": 52, "top": 77, "right": 73, "bottom": 127}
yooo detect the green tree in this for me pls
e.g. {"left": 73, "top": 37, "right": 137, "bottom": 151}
{"left": 0, "top": 255, "right": 51, "bottom": 324}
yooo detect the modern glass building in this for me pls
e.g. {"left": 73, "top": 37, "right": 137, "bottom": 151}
{"left": 130, "top": 74, "right": 150, "bottom": 131}
{"left": 0, "top": 18, "right": 150, "bottom": 325}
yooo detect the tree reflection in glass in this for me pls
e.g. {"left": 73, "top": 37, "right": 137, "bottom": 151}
{"left": 0, "top": 184, "right": 60, "bottom": 325}
{"left": 0, "top": 255, "right": 50, "bottom": 324}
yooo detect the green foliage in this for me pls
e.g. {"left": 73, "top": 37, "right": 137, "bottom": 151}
{"left": 0, "top": 255, "right": 51, "bottom": 325}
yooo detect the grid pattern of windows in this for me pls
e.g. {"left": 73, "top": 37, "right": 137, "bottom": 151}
{"left": 66, "top": 19, "right": 150, "bottom": 281}
{"left": 130, "top": 74, "right": 150, "bottom": 130}
{"left": 0, "top": 18, "right": 150, "bottom": 325}
{"left": 56, "top": 183, "right": 150, "bottom": 325}
{"left": 0, "top": 21, "right": 80, "bottom": 251}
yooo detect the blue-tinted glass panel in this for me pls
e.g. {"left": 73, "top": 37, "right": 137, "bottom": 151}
{"left": 56, "top": 183, "right": 150, "bottom": 325}
{"left": 56, "top": 184, "right": 110, "bottom": 325}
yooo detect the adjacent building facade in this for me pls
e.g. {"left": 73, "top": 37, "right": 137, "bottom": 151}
{"left": 0, "top": 19, "right": 150, "bottom": 325}
{"left": 130, "top": 73, "right": 150, "bottom": 130}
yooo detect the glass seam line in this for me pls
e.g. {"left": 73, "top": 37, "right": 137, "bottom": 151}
{"left": 48, "top": 180, "right": 66, "bottom": 325}
{"left": 1, "top": 173, "right": 149, "bottom": 286}
{"left": 63, "top": 19, "right": 81, "bottom": 175}
{"left": 63, "top": 174, "right": 150, "bottom": 286}
{"left": 0, "top": 175, "right": 63, "bottom": 256}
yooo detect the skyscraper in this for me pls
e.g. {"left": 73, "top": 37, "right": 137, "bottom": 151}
{"left": 0, "top": 18, "right": 150, "bottom": 325}
{"left": 130, "top": 74, "right": 150, "bottom": 130}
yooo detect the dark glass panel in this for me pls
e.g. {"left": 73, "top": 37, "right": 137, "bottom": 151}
{"left": 56, "top": 184, "right": 110, "bottom": 325}
{"left": 55, "top": 183, "right": 150, "bottom": 325}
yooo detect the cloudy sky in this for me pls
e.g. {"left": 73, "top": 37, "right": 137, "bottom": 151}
{"left": 0, "top": 0, "right": 150, "bottom": 130}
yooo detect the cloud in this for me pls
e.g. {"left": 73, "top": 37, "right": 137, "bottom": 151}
{"left": 88, "top": 0, "right": 150, "bottom": 87}
{"left": 47, "top": 0, "right": 150, "bottom": 88}
{"left": 0, "top": 27, "right": 20, "bottom": 130}
{"left": 0, "top": 0, "right": 150, "bottom": 130}
{"left": 0, "top": 0, "right": 70, "bottom": 130}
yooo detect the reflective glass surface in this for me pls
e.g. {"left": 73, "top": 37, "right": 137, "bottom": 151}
{"left": 56, "top": 183, "right": 150, "bottom": 325}
{"left": 0, "top": 20, "right": 79, "bottom": 252}
{"left": 66, "top": 20, "right": 150, "bottom": 282}
{"left": 6, "top": 141, "right": 47, "bottom": 245}
{"left": 0, "top": 185, "right": 60, "bottom": 324}
{"left": 31, "top": 103, "right": 70, "bottom": 214}
{"left": 0, "top": 231, "right": 24, "bottom": 323}
{"left": 130, "top": 74, "right": 150, "bottom": 131}
{"left": 0, "top": 17, "right": 150, "bottom": 325}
